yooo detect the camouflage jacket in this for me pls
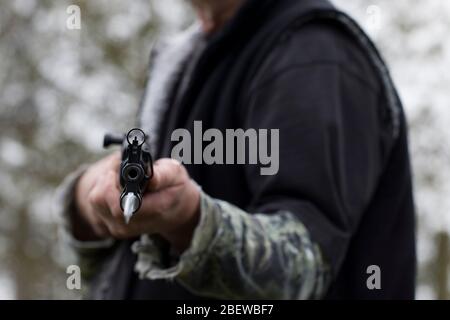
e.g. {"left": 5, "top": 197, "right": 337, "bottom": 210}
{"left": 55, "top": 168, "right": 330, "bottom": 299}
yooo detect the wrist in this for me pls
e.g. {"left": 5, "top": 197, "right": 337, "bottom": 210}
{"left": 163, "top": 183, "right": 201, "bottom": 253}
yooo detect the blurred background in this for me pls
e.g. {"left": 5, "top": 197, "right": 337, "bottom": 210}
{"left": 0, "top": 0, "right": 448, "bottom": 299}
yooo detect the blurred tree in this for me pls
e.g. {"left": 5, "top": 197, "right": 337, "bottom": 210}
{"left": 434, "top": 232, "right": 449, "bottom": 299}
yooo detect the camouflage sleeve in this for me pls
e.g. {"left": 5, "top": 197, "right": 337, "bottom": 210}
{"left": 132, "top": 191, "right": 331, "bottom": 299}
{"left": 53, "top": 166, "right": 116, "bottom": 281}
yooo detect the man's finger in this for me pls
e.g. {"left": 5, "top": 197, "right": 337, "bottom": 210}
{"left": 107, "top": 151, "right": 122, "bottom": 172}
{"left": 147, "top": 158, "right": 185, "bottom": 192}
{"left": 104, "top": 171, "right": 124, "bottom": 220}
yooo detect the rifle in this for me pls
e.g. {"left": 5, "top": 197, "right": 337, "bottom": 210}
{"left": 103, "top": 128, "right": 154, "bottom": 223}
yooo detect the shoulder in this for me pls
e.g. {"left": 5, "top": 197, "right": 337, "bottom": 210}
{"left": 250, "top": 20, "right": 381, "bottom": 94}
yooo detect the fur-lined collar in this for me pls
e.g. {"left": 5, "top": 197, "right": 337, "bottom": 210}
{"left": 139, "top": 23, "right": 203, "bottom": 153}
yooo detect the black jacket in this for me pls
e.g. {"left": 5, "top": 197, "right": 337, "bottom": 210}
{"left": 92, "top": 0, "right": 416, "bottom": 299}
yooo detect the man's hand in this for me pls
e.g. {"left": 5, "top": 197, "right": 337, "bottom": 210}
{"left": 74, "top": 155, "right": 201, "bottom": 253}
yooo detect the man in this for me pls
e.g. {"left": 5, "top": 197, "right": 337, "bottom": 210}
{"left": 56, "top": 0, "right": 416, "bottom": 299}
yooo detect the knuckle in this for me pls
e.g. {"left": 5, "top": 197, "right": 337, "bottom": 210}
{"left": 159, "top": 194, "right": 175, "bottom": 213}
{"left": 106, "top": 171, "right": 117, "bottom": 185}
{"left": 175, "top": 162, "right": 189, "bottom": 180}
{"left": 172, "top": 159, "right": 184, "bottom": 172}
{"left": 88, "top": 190, "right": 102, "bottom": 206}
{"left": 110, "top": 202, "right": 122, "bottom": 218}
{"left": 108, "top": 171, "right": 121, "bottom": 190}
{"left": 109, "top": 153, "right": 121, "bottom": 168}
{"left": 166, "top": 159, "right": 185, "bottom": 180}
